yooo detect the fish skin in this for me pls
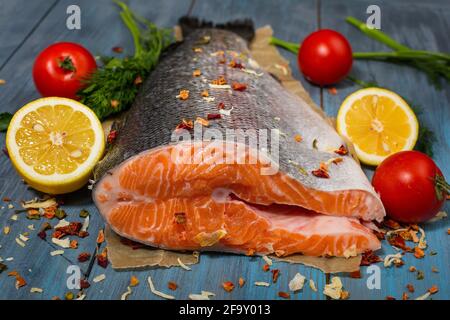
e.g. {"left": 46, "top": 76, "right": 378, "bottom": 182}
{"left": 94, "top": 28, "right": 384, "bottom": 221}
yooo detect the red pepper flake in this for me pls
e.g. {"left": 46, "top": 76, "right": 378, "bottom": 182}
{"left": 195, "top": 117, "right": 209, "bottom": 127}
{"left": 245, "top": 248, "right": 255, "bottom": 256}
{"left": 207, "top": 113, "right": 222, "bottom": 120}
{"left": 37, "top": 230, "right": 46, "bottom": 240}
{"left": 388, "top": 234, "right": 412, "bottom": 251}
{"left": 232, "top": 82, "right": 247, "bottom": 92}
{"left": 294, "top": 134, "right": 302, "bottom": 142}
{"left": 328, "top": 87, "right": 338, "bottom": 95}
{"left": 414, "top": 246, "right": 425, "bottom": 259}
{"left": 110, "top": 99, "right": 120, "bottom": 108}
{"left": 168, "top": 281, "right": 178, "bottom": 291}
{"left": 80, "top": 279, "right": 90, "bottom": 289}
{"left": 278, "top": 291, "right": 290, "bottom": 299}
{"left": 406, "top": 283, "right": 415, "bottom": 293}
{"left": 211, "top": 76, "right": 227, "bottom": 85}
{"left": 402, "top": 292, "right": 409, "bottom": 300}
{"left": 262, "top": 264, "right": 270, "bottom": 272}
{"left": 334, "top": 145, "right": 348, "bottom": 155}
{"left": 2, "top": 197, "right": 11, "bottom": 202}
{"left": 78, "top": 252, "right": 91, "bottom": 263}
{"left": 222, "top": 281, "right": 234, "bottom": 292}
{"left": 349, "top": 270, "right": 361, "bottom": 279}
{"left": 130, "top": 275, "right": 140, "bottom": 287}
{"left": 134, "top": 75, "right": 143, "bottom": 85}
{"left": 78, "top": 230, "right": 89, "bottom": 238}
{"left": 311, "top": 168, "right": 329, "bottom": 179}
{"left": 69, "top": 239, "right": 78, "bottom": 249}
{"left": 192, "top": 69, "right": 201, "bottom": 77}
{"left": 373, "top": 230, "right": 386, "bottom": 240}
{"left": 97, "top": 249, "right": 108, "bottom": 268}
{"left": 238, "top": 277, "right": 245, "bottom": 287}
{"left": 96, "top": 229, "right": 105, "bottom": 244}
{"left": 271, "top": 269, "right": 280, "bottom": 283}
{"left": 174, "top": 212, "right": 186, "bottom": 225}
{"left": 54, "top": 222, "right": 83, "bottom": 239}
{"left": 8, "top": 271, "right": 26, "bottom": 289}
{"left": 428, "top": 285, "right": 439, "bottom": 294}
{"left": 229, "top": 60, "right": 244, "bottom": 69}
{"left": 201, "top": 90, "right": 209, "bottom": 97}
{"left": 217, "top": 102, "right": 225, "bottom": 109}
{"left": 107, "top": 130, "right": 118, "bottom": 144}
{"left": 385, "top": 296, "right": 396, "bottom": 300}
{"left": 340, "top": 291, "right": 350, "bottom": 300}
{"left": 176, "top": 119, "right": 194, "bottom": 130}
{"left": 112, "top": 46, "right": 123, "bottom": 53}
{"left": 409, "top": 266, "right": 416, "bottom": 272}
{"left": 360, "top": 250, "right": 382, "bottom": 266}
{"left": 177, "top": 90, "right": 190, "bottom": 100}
{"left": 43, "top": 206, "right": 57, "bottom": 219}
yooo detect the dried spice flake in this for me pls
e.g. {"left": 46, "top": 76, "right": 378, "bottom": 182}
{"left": 402, "top": 292, "right": 409, "bottom": 300}
{"left": 428, "top": 285, "right": 439, "bottom": 294}
{"left": 78, "top": 252, "right": 91, "bottom": 263}
{"left": 334, "top": 145, "right": 348, "bottom": 155}
{"left": 211, "top": 76, "right": 227, "bottom": 86}
{"left": 168, "top": 281, "right": 178, "bottom": 291}
{"left": 201, "top": 90, "right": 209, "bottom": 97}
{"left": 176, "top": 118, "right": 194, "bottom": 130}
{"left": 238, "top": 277, "right": 245, "bottom": 288}
{"left": 192, "top": 69, "right": 201, "bottom": 77}
{"left": 262, "top": 264, "right": 270, "bottom": 272}
{"left": 271, "top": 269, "right": 280, "bottom": 283}
{"left": 278, "top": 291, "right": 290, "bottom": 299}
{"left": 222, "top": 281, "right": 234, "bottom": 292}
{"left": 177, "top": 90, "right": 190, "bottom": 100}
{"left": 406, "top": 283, "right": 415, "bottom": 293}
{"left": 311, "top": 168, "right": 329, "bottom": 179}
{"left": 207, "top": 113, "right": 221, "bottom": 120}
{"left": 130, "top": 275, "right": 140, "bottom": 287}
{"left": 232, "top": 82, "right": 247, "bottom": 92}
{"left": 414, "top": 246, "right": 425, "bottom": 259}
{"left": 195, "top": 117, "right": 210, "bottom": 127}
{"left": 294, "top": 134, "right": 302, "bottom": 142}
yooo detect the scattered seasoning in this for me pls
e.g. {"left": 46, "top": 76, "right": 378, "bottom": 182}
{"left": 196, "top": 35, "right": 210, "bottom": 45}
{"left": 189, "top": 291, "right": 215, "bottom": 300}
{"left": 97, "top": 249, "right": 108, "bottom": 268}
{"left": 96, "top": 229, "right": 105, "bottom": 244}
{"left": 130, "top": 275, "right": 140, "bottom": 287}
{"left": 80, "top": 279, "right": 90, "bottom": 289}
{"left": 134, "top": 75, "right": 143, "bottom": 85}
{"left": 222, "top": 281, "right": 234, "bottom": 292}
{"left": 360, "top": 250, "right": 382, "bottom": 266}
{"left": 79, "top": 209, "right": 90, "bottom": 218}
{"left": 0, "top": 79, "right": 5, "bottom": 85}
{"left": 406, "top": 283, "right": 415, "bottom": 293}
{"left": 176, "top": 118, "right": 194, "bottom": 130}
{"left": 69, "top": 239, "right": 78, "bottom": 249}
{"left": 8, "top": 271, "right": 26, "bottom": 289}
{"left": 334, "top": 145, "right": 348, "bottom": 155}
{"left": 201, "top": 90, "right": 209, "bottom": 97}
{"left": 30, "top": 287, "right": 43, "bottom": 294}
{"left": 0, "top": 263, "right": 8, "bottom": 274}
{"left": 387, "top": 234, "right": 411, "bottom": 251}
{"left": 311, "top": 168, "right": 330, "bottom": 179}
{"left": 402, "top": 292, "right": 409, "bottom": 300}
{"left": 192, "top": 69, "right": 201, "bottom": 77}
{"left": 340, "top": 290, "right": 350, "bottom": 300}
{"left": 207, "top": 113, "right": 221, "bottom": 120}
{"left": 107, "top": 129, "right": 118, "bottom": 144}
{"left": 262, "top": 255, "right": 272, "bottom": 266}
{"left": 416, "top": 270, "right": 425, "bottom": 280}
{"left": 211, "top": 76, "right": 227, "bottom": 86}
{"left": 262, "top": 264, "right": 270, "bottom": 272}
{"left": 385, "top": 295, "right": 396, "bottom": 300}
{"left": 168, "top": 281, "right": 178, "bottom": 291}
{"left": 328, "top": 87, "right": 338, "bottom": 95}
{"left": 429, "top": 250, "right": 437, "bottom": 256}
{"left": 50, "top": 250, "right": 64, "bottom": 256}
{"left": 384, "top": 219, "right": 401, "bottom": 230}
{"left": 428, "top": 285, "right": 439, "bottom": 294}
{"left": 431, "top": 266, "right": 439, "bottom": 273}
{"left": 231, "top": 82, "right": 247, "bottom": 92}
{"left": 271, "top": 269, "right": 280, "bottom": 283}
{"left": 174, "top": 212, "right": 186, "bottom": 225}
{"left": 409, "top": 266, "right": 416, "bottom": 272}
{"left": 278, "top": 291, "right": 290, "bottom": 299}
{"left": 229, "top": 60, "right": 244, "bottom": 69}
{"left": 177, "top": 89, "right": 190, "bottom": 100}
{"left": 414, "top": 247, "right": 425, "bottom": 259}
{"left": 195, "top": 117, "right": 209, "bottom": 127}
{"left": 65, "top": 292, "right": 74, "bottom": 300}
{"left": 54, "top": 208, "right": 67, "bottom": 220}
{"left": 78, "top": 252, "right": 91, "bottom": 263}
{"left": 349, "top": 270, "right": 361, "bottom": 279}
{"left": 238, "top": 277, "right": 245, "bottom": 288}
{"left": 192, "top": 47, "right": 203, "bottom": 53}
{"left": 294, "top": 134, "right": 302, "bottom": 142}
{"left": 384, "top": 253, "right": 403, "bottom": 268}
{"left": 110, "top": 99, "right": 120, "bottom": 109}
{"left": 217, "top": 102, "right": 225, "bottom": 109}
{"left": 112, "top": 46, "right": 123, "bottom": 53}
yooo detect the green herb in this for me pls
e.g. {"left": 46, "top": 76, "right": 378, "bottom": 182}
{"left": 346, "top": 76, "right": 436, "bottom": 157}
{"left": 54, "top": 209, "right": 67, "bottom": 220}
{"left": 416, "top": 270, "right": 425, "bottom": 280}
{"left": 270, "top": 17, "right": 450, "bottom": 89}
{"left": 430, "top": 251, "right": 437, "bottom": 256}
{"left": 78, "top": 1, "right": 173, "bottom": 120}
{"left": 0, "top": 112, "right": 12, "bottom": 132}
{"left": 79, "top": 209, "right": 90, "bottom": 218}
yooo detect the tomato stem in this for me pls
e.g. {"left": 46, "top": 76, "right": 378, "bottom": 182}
{"left": 58, "top": 56, "right": 76, "bottom": 72}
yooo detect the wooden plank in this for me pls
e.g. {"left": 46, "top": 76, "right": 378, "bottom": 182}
{"left": 0, "top": 0, "right": 58, "bottom": 69}
{"left": 85, "top": 0, "right": 326, "bottom": 301}
{"left": 0, "top": 0, "right": 192, "bottom": 300}
{"left": 320, "top": 0, "right": 450, "bottom": 300}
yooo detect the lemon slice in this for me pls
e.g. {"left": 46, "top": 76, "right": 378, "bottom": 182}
{"left": 6, "top": 97, "right": 105, "bottom": 194}
{"left": 336, "top": 88, "right": 419, "bottom": 166}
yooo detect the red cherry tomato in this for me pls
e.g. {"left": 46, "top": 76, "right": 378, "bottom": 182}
{"left": 33, "top": 42, "right": 97, "bottom": 100}
{"left": 298, "top": 29, "right": 353, "bottom": 86}
{"left": 372, "top": 151, "right": 448, "bottom": 223}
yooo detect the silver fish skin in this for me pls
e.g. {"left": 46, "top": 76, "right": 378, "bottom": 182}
{"left": 94, "top": 28, "right": 385, "bottom": 222}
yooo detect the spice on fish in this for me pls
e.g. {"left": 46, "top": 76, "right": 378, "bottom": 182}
{"left": 201, "top": 90, "right": 209, "bottom": 97}
{"left": 229, "top": 60, "right": 244, "bottom": 69}
{"left": 222, "top": 281, "right": 234, "bottom": 292}
{"left": 232, "top": 82, "right": 247, "bottom": 92}
{"left": 311, "top": 168, "right": 330, "bottom": 179}
{"left": 294, "top": 134, "right": 302, "bottom": 142}
{"left": 176, "top": 119, "right": 194, "bottom": 130}
{"left": 107, "top": 129, "right": 118, "bottom": 144}
{"left": 192, "top": 69, "right": 201, "bottom": 77}
{"left": 174, "top": 212, "right": 186, "bottom": 224}
{"left": 177, "top": 90, "right": 190, "bottom": 100}
{"left": 207, "top": 113, "right": 221, "bottom": 120}
{"left": 211, "top": 76, "right": 227, "bottom": 86}
{"left": 195, "top": 117, "right": 209, "bottom": 127}
{"left": 334, "top": 145, "right": 348, "bottom": 155}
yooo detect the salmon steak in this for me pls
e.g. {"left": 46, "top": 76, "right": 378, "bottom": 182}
{"left": 93, "top": 19, "right": 385, "bottom": 258}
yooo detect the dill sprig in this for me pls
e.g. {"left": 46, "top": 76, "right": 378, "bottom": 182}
{"left": 346, "top": 75, "right": 436, "bottom": 157}
{"left": 78, "top": 1, "right": 173, "bottom": 120}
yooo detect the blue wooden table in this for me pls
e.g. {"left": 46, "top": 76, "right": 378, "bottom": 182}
{"left": 0, "top": 0, "right": 448, "bottom": 300}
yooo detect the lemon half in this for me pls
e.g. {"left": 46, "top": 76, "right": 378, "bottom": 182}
{"left": 6, "top": 97, "right": 105, "bottom": 194}
{"left": 337, "top": 88, "right": 419, "bottom": 166}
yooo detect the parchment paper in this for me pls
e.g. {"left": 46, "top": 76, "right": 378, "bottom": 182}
{"left": 104, "top": 26, "right": 361, "bottom": 273}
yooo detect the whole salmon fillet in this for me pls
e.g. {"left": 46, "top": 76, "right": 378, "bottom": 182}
{"left": 93, "top": 21, "right": 385, "bottom": 258}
